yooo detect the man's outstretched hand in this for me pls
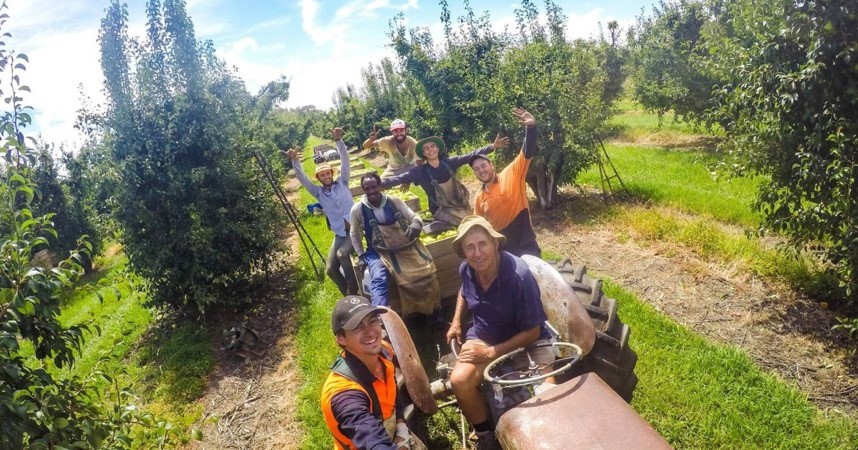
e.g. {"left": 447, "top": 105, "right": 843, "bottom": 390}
{"left": 491, "top": 134, "right": 509, "bottom": 151}
{"left": 513, "top": 107, "right": 536, "bottom": 127}
{"left": 281, "top": 148, "right": 298, "bottom": 160}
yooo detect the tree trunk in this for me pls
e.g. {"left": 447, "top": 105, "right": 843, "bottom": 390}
{"left": 527, "top": 160, "right": 559, "bottom": 210}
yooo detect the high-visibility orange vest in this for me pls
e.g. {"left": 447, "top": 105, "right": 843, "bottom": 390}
{"left": 320, "top": 342, "right": 397, "bottom": 450}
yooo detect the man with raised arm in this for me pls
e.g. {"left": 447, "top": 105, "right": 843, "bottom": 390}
{"left": 283, "top": 127, "right": 358, "bottom": 295}
{"left": 362, "top": 119, "right": 420, "bottom": 182}
{"left": 380, "top": 134, "right": 509, "bottom": 231}
{"left": 469, "top": 108, "right": 541, "bottom": 257}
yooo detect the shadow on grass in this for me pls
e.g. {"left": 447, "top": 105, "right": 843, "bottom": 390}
{"left": 530, "top": 187, "right": 660, "bottom": 228}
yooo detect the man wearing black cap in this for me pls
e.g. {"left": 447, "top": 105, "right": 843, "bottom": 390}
{"left": 469, "top": 107, "right": 541, "bottom": 257}
{"left": 320, "top": 296, "right": 423, "bottom": 450}
{"left": 380, "top": 134, "right": 509, "bottom": 231}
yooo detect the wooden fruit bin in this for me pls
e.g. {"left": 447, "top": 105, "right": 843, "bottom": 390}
{"left": 424, "top": 235, "right": 463, "bottom": 301}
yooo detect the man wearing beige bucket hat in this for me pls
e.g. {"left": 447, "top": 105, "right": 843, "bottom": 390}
{"left": 283, "top": 127, "right": 358, "bottom": 295}
{"left": 445, "top": 215, "right": 553, "bottom": 450}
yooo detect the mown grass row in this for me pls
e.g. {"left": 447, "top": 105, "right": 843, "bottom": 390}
{"left": 614, "top": 280, "right": 858, "bottom": 448}
{"left": 34, "top": 247, "right": 216, "bottom": 446}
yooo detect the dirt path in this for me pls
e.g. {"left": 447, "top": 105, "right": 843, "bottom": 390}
{"left": 187, "top": 180, "right": 306, "bottom": 450}
{"left": 531, "top": 188, "right": 858, "bottom": 417}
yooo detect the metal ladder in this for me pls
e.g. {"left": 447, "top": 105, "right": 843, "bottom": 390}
{"left": 596, "top": 137, "right": 628, "bottom": 198}
{"left": 249, "top": 148, "right": 326, "bottom": 280}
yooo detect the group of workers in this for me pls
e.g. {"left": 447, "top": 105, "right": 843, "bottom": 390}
{"left": 286, "top": 108, "right": 548, "bottom": 450}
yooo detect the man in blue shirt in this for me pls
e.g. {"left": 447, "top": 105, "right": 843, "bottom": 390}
{"left": 446, "top": 215, "right": 553, "bottom": 450}
{"left": 284, "top": 127, "right": 358, "bottom": 295}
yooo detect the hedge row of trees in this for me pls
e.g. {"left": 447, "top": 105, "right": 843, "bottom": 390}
{"left": 628, "top": 0, "right": 858, "bottom": 306}
{"left": 4, "top": 0, "right": 312, "bottom": 445}
{"left": 94, "top": 0, "right": 311, "bottom": 312}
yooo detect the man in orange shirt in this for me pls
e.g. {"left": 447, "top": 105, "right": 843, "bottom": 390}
{"left": 468, "top": 108, "right": 541, "bottom": 257}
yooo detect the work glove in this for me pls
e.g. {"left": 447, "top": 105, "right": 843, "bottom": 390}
{"left": 356, "top": 255, "right": 368, "bottom": 274}
{"left": 405, "top": 224, "right": 421, "bottom": 241}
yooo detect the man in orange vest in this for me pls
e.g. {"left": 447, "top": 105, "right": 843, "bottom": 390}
{"left": 469, "top": 107, "right": 541, "bottom": 257}
{"left": 320, "top": 296, "right": 423, "bottom": 450}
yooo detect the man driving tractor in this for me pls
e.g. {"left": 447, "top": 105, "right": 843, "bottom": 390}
{"left": 445, "top": 215, "right": 554, "bottom": 450}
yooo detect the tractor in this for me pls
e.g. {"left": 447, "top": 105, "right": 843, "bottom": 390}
{"left": 379, "top": 256, "right": 670, "bottom": 449}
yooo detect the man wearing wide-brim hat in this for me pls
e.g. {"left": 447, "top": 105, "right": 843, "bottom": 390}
{"left": 283, "top": 127, "right": 359, "bottom": 296}
{"left": 380, "top": 133, "right": 509, "bottom": 232}
{"left": 445, "top": 215, "right": 553, "bottom": 450}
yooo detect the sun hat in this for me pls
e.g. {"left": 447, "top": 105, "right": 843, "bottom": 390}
{"left": 331, "top": 295, "right": 387, "bottom": 334}
{"left": 451, "top": 215, "right": 507, "bottom": 258}
{"left": 415, "top": 136, "right": 446, "bottom": 159}
{"left": 314, "top": 163, "right": 335, "bottom": 178}
{"left": 389, "top": 119, "right": 407, "bottom": 131}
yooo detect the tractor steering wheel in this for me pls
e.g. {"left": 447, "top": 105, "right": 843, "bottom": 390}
{"left": 483, "top": 342, "right": 582, "bottom": 388}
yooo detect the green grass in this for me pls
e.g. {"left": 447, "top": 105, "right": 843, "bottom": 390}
{"left": 611, "top": 279, "right": 858, "bottom": 448}
{"left": 608, "top": 98, "right": 707, "bottom": 138}
{"left": 22, "top": 248, "right": 215, "bottom": 446}
{"left": 577, "top": 143, "right": 766, "bottom": 227}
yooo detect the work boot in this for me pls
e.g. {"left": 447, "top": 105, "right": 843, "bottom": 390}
{"left": 475, "top": 431, "right": 502, "bottom": 450}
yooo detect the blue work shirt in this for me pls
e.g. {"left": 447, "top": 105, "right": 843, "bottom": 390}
{"left": 460, "top": 251, "right": 550, "bottom": 345}
{"left": 292, "top": 139, "right": 354, "bottom": 237}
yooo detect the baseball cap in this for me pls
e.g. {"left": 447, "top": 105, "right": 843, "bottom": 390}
{"left": 331, "top": 295, "right": 387, "bottom": 334}
{"left": 389, "top": 119, "right": 407, "bottom": 131}
{"left": 451, "top": 215, "right": 507, "bottom": 258}
{"left": 468, "top": 153, "right": 492, "bottom": 166}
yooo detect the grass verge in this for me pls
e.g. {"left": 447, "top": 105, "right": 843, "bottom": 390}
{"left": 611, "top": 279, "right": 858, "bottom": 448}
{"left": 35, "top": 247, "right": 215, "bottom": 447}
{"left": 576, "top": 143, "right": 765, "bottom": 227}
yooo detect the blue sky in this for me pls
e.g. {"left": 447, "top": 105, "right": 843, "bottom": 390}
{"left": 6, "top": 0, "right": 657, "bottom": 147}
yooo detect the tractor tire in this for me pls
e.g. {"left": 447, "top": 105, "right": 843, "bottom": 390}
{"left": 554, "top": 259, "right": 639, "bottom": 402}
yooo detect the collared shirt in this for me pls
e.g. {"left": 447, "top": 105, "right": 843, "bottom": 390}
{"left": 460, "top": 251, "right": 550, "bottom": 345}
{"left": 292, "top": 139, "right": 353, "bottom": 237}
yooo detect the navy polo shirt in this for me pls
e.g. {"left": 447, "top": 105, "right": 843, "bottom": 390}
{"left": 460, "top": 251, "right": 550, "bottom": 345}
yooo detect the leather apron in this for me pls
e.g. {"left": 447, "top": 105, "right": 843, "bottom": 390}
{"left": 428, "top": 162, "right": 472, "bottom": 226}
{"left": 365, "top": 206, "right": 440, "bottom": 316}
